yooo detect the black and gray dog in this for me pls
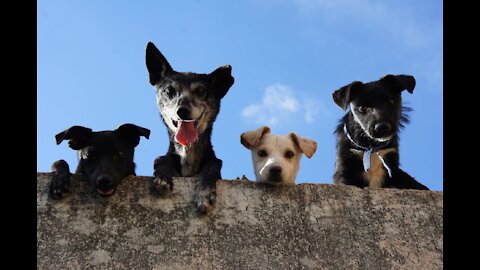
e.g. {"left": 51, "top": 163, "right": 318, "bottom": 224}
{"left": 332, "top": 74, "right": 428, "bottom": 190}
{"left": 145, "top": 42, "right": 234, "bottom": 213}
{"left": 50, "top": 124, "right": 150, "bottom": 198}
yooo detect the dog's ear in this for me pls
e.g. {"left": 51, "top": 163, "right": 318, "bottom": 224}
{"left": 55, "top": 126, "right": 93, "bottom": 150}
{"left": 381, "top": 74, "right": 416, "bottom": 94}
{"left": 289, "top": 133, "right": 317, "bottom": 158}
{"left": 146, "top": 42, "right": 174, "bottom": 85}
{"left": 241, "top": 126, "right": 270, "bottom": 149}
{"left": 209, "top": 65, "right": 234, "bottom": 99}
{"left": 332, "top": 81, "right": 363, "bottom": 111}
{"left": 115, "top": 124, "right": 151, "bottom": 147}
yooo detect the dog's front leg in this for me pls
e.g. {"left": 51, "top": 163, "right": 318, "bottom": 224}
{"left": 152, "top": 155, "right": 180, "bottom": 196}
{"left": 194, "top": 158, "right": 222, "bottom": 214}
{"left": 49, "top": 160, "right": 71, "bottom": 199}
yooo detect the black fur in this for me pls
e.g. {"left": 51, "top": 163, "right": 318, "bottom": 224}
{"left": 50, "top": 124, "right": 150, "bottom": 198}
{"left": 332, "top": 74, "right": 429, "bottom": 190}
{"left": 145, "top": 42, "right": 234, "bottom": 213}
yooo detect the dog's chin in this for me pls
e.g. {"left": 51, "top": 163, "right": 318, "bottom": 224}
{"left": 258, "top": 177, "right": 284, "bottom": 186}
{"left": 96, "top": 188, "right": 115, "bottom": 197}
{"left": 372, "top": 134, "right": 393, "bottom": 143}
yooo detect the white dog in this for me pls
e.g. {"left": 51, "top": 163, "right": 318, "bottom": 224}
{"left": 241, "top": 126, "right": 317, "bottom": 184}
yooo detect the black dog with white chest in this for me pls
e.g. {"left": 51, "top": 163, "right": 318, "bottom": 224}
{"left": 145, "top": 42, "right": 234, "bottom": 213}
{"left": 332, "top": 74, "right": 428, "bottom": 190}
{"left": 50, "top": 124, "right": 150, "bottom": 198}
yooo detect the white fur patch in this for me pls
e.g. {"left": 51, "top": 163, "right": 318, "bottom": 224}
{"left": 250, "top": 134, "right": 302, "bottom": 184}
{"left": 349, "top": 103, "right": 392, "bottom": 143}
{"left": 350, "top": 103, "right": 374, "bottom": 139}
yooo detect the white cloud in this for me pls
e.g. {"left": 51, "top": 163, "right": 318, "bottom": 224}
{"left": 241, "top": 84, "right": 331, "bottom": 127}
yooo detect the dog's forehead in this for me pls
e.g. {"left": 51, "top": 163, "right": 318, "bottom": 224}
{"left": 355, "top": 81, "right": 399, "bottom": 102}
{"left": 365, "top": 80, "right": 398, "bottom": 94}
{"left": 260, "top": 134, "right": 296, "bottom": 150}
{"left": 88, "top": 131, "right": 130, "bottom": 149}
{"left": 167, "top": 72, "right": 210, "bottom": 85}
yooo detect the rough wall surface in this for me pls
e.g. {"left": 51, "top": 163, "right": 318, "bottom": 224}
{"left": 37, "top": 173, "right": 443, "bottom": 270}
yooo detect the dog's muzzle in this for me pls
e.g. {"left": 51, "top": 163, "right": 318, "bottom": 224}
{"left": 372, "top": 122, "right": 392, "bottom": 138}
{"left": 95, "top": 175, "right": 115, "bottom": 196}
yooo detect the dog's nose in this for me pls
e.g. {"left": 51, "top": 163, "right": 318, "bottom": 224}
{"left": 269, "top": 166, "right": 283, "bottom": 177}
{"left": 96, "top": 175, "right": 113, "bottom": 187}
{"left": 177, "top": 107, "right": 191, "bottom": 120}
{"left": 374, "top": 122, "right": 392, "bottom": 135}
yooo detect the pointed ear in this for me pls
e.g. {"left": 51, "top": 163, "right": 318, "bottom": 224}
{"left": 332, "top": 81, "right": 363, "bottom": 111}
{"left": 289, "top": 133, "right": 317, "bottom": 158}
{"left": 55, "top": 126, "right": 93, "bottom": 150}
{"left": 115, "top": 124, "right": 150, "bottom": 147}
{"left": 381, "top": 74, "right": 416, "bottom": 94}
{"left": 241, "top": 126, "right": 270, "bottom": 149}
{"left": 146, "top": 42, "right": 174, "bottom": 85}
{"left": 209, "top": 65, "right": 234, "bottom": 99}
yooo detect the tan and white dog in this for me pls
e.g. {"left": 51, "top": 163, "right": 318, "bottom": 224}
{"left": 241, "top": 126, "right": 317, "bottom": 185}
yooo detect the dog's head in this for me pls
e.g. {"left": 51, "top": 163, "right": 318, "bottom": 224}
{"left": 55, "top": 124, "right": 150, "bottom": 196}
{"left": 241, "top": 126, "right": 317, "bottom": 185}
{"left": 145, "top": 42, "right": 234, "bottom": 147}
{"left": 332, "top": 74, "right": 415, "bottom": 142}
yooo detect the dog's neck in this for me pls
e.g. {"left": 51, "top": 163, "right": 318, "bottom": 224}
{"left": 167, "top": 127, "right": 214, "bottom": 177}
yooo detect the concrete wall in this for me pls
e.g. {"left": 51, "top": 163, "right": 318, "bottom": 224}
{"left": 37, "top": 173, "right": 443, "bottom": 269}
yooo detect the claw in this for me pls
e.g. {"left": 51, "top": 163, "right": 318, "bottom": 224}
{"left": 194, "top": 184, "right": 216, "bottom": 214}
{"left": 152, "top": 177, "right": 173, "bottom": 197}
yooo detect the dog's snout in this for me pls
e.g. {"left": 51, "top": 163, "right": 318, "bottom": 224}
{"left": 269, "top": 166, "right": 283, "bottom": 177}
{"left": 96, "top": 175, "right": 113, "bottom": 187}
{"left": 374, "top": 122, "right": 392, "bottom": 135}
{"left": 177, "top": 107, "right": 191, "bottom": 120}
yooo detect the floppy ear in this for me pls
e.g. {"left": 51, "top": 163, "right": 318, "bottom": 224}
{"left": 146, "top": 42, "right": 174, "bottom": 85}
{"left": 55, "top": 126, "right": 93, "bottom": 150}
{"left": 381, "top": 74, "right": 416, "bottom": 94}
{"left": 209, "top": 65, "right": 234, "bottom": 99}
{"left": 240, "top": 126, "right": 270, "bottom": 149}
{"left": 115, "top": 124, "right": 151, "bottom": 147}
{"left": 289, "top": 133, "right": 317, "bottom": 158}
{"left": 332, "top": 81, "right": 363, "bottom": 111}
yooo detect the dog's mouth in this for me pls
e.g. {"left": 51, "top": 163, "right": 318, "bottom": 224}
{"left": 173, "top": 119, "right": 200, "bottom": 146}
{"left": 266, "top": 177, "right": 282, "bottom": 185}
{"left": 96, "top": 188, "right": 115, "bottom": 197}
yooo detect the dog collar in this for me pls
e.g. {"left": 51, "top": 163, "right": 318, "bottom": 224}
{"left": 343, "top": 123, "right": 392, "bottom": 178}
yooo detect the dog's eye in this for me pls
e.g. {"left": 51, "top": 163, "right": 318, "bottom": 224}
{"left": 388, "top": 99, "right": 395, "bottom": 105}
{"left": 357, "top": 106, "right": 368, "bottom": 113}
{"left": 284, "top": 150, "right": 295, "bottom": 159}
{"left": 82, "top": 152, "right": 93, "bottom": 160}
{"left": 193, "top": 87, "right": 207, "bottom": 99}
{"left": 116, "top": 151, "right": 124, "bottom": 157}
{"left": 165, "top": 86, "right": 176, "bottom": 98}
{"left": 257, "top": 150, "right": 268, "bottom": 157}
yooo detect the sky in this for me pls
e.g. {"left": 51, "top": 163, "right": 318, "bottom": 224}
{"left": 37, "top": 0, "right": 443, "bottom": 191}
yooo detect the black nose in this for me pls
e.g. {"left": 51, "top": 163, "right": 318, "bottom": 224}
{"left": 269, "top": 166, "right": 283, "bottom": 177}
{"left": 177, "top": 107, "right": 191, "bottom": 120}
{"left": 96, "top": 175, "right": 113, "bottom": 187}
{"left": 374, "top": 122, "right": 392, "bottom": 135}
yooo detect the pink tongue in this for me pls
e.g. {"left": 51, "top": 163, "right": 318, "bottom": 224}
{"left": 175, "top": 121, "right": 198, "bottom": 146}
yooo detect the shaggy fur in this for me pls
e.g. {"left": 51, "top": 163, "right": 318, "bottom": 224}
{"left": 332, "top": 74, "right": 429, "bottom": 190}
{"left": 145, "top": 42, "right": 234, "bottom": 213}
{"left": 50, "top": 124, "right": 150, "bottom": 198}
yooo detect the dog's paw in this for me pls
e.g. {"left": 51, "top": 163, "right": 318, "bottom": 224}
{"left": 194, "top": 184, "right": 216, "bottom": 214}
{"left": 49, "top": 172, "right": 71, "bottom": 199}
{"left": 152, "top": 177, "right": 174, "bottom": 197}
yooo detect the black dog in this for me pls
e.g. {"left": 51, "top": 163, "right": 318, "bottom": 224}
{"left": 332, "top": 74, "right": 428, "bottom": 190}
{"left": 50, "top": 124, "right": 150, "bottom": 198}
{"left": 145, "top": 42, "right": 234, "bottom": 213}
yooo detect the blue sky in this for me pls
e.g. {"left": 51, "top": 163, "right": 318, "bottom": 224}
{"left": 37, "top": 0, "right": 443, "bottom": 191}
